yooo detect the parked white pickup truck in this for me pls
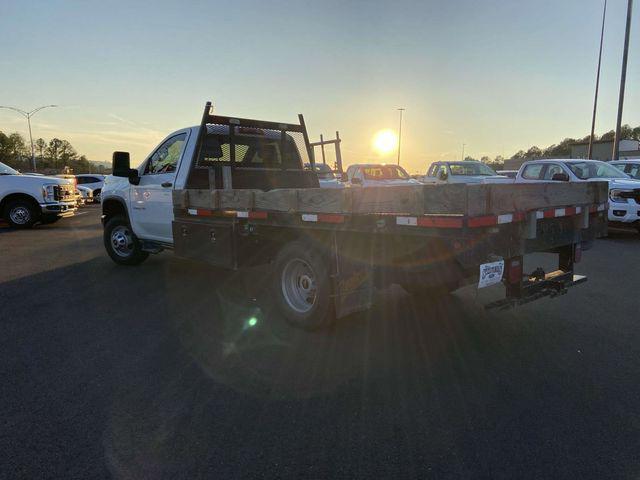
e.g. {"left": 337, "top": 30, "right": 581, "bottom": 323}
{"left": 516, "top": 159, "right": 640, "bottom": 232}
{"left": 0, "top": 162, "right": 76, "bottom": 228}
{"left": 421, "top": 160, "right": 512, "bottom": 184}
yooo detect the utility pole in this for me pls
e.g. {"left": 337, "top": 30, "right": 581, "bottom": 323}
{"left": 461, "top": 143, "right": 466, "bottom": 161}
{"left": 0, "top": 105, "right": 57, "bottom": 171}
{"left": 396, "top": 108, "right": 405, "bottom": 166}
{"left": 613, "top": 0, "right": 633, "bottom": 161}
{"left": 588, "top": 0, "right": 607, "bottom": 159}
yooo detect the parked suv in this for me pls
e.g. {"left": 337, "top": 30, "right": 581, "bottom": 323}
{"left": 0, "top": 162, "right": 76, "bottom": 228}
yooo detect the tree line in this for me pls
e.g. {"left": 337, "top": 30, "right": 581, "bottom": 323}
{"left": 0, "top": 130, "right": 95, "bottom": 173}
{"left": 471, "top": 124, "right": 640, "bottom": 170}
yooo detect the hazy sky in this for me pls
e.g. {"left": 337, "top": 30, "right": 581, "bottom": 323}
{"left": 1, "top": 0, "right": 638, "bottom": 172}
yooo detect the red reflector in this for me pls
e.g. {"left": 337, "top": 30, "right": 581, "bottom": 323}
{"left": 507, "top": 258, "right": 523, "bottom": 284}
{"left": 574, "top": 243, "right": 582, "bottom": 264}
{"left": 318, "top": 214, "right": 345, "bottom": 224}
{"left": 417, "top": 216, "right": 464, "bottom": 228}
{"left": 467, "top": 216, "right": 497, "bottom": 228}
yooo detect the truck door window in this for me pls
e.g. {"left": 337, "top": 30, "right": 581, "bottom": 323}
{"left": 427, "top": 164, "right": 437, "bottom": 176}
{"left": 543, "top": 164, "right": 563, "bottom": 180}
{"left": 145, "top": 134, "right": 186, "bottom": 175}
{"left": 521, "top": 164, "right": 543, "bottom": 180}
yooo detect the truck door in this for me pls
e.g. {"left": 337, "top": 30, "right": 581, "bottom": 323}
{"left": 131, "top": 133, "right": 187, "bottom": 242}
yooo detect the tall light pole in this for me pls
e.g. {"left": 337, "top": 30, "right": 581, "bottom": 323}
{"left": 0, "top": 105, "right": 57, "bottom": 171}
{"left": 397, "top": 108, "right": 405, "bottom": 165}
{"left": 612, "top": 0, "right": 633, "bottom": 161}
{"left": 588, "top": 0, "right": 607, "bottom": 159}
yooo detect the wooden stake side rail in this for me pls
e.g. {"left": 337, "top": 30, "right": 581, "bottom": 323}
{"left": 173, "top": 182, "right": 609, "bottom": 218}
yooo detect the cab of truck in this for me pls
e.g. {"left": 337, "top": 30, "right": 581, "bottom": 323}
{"left": 101, "top": 112, "right": 320, "bottom": 261}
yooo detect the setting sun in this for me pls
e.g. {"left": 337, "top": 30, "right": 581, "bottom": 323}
{"left": 372, "top": 129, "right": 398, "bottom": 155}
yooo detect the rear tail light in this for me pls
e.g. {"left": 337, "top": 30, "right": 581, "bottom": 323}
{"left": 507, "top": 258, "right": 523, "bottom": 284}
{"left": 574, "top": 243, "right": 582, "bottom": 264}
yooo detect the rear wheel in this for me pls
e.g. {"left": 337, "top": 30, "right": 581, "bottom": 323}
{"left": 272, "top": 241, "right": 333, "bottom": 330}
{"left": 3, "top": 199, "right": 38, "bottom": 229}
{"left": 103, "top": 215, "right": 149, "bottom": 265}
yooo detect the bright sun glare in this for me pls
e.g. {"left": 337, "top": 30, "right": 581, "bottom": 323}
{"left": 373, "top": 129, "right": 398, "bottom": 155}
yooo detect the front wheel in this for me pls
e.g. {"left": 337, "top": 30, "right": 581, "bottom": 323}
{"left": 272, "top": 241, "right": 334, "bottom": 330}
{"left": 3, "top": 199, "right": 38, "bottom": 229}
{"left": 103, "top": 215, "right": 149, "bottom": 266}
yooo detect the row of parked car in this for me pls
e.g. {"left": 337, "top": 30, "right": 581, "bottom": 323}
{"left": 307, "top": 158, "right": 640, "bottom": 232}
{"left": 0, "top": 161, "right": 105, "bottom": 228}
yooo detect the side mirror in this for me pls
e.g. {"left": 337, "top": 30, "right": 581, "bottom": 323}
{"left": 351, "top": 177, "right": 362, "bottom": 185}
{"left": 112, "top": 151, "right": 140, "bottom": 185}
{"left": 437, "top": 169, "right": 449, "bottom": 181}
{"left": 340, "top": 172, "right": 348, "bottom": 182}
{"left": 551, "top": 172, "right": 570, "bottom": 182}
{"left": 112, "top": 151, "right": 131, "bottom": 177}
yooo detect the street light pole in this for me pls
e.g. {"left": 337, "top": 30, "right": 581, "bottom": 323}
{"left": 612, "top": 0, "right": 633, "bottom": 161}
{"left": 397, "top": 108, "right": 405, "bottom": 166}
{"left": 0, "top": 104, "right": 57, "bottom": 171}
{"left": 588, "top": 0, "right": 607, "bottom": 160}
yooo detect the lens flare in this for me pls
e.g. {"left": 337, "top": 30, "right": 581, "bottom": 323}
{"left": 373, "top": 130, "right": 398, "bottom": 155}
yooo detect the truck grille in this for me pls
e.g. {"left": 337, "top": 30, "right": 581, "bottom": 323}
{"left": 53, "top": 185, "right": 76, "bottom": 202}
{"left": 619, "top": 189, "right": 640, "bottom": 204}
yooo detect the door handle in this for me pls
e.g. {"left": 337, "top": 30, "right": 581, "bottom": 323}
{"left": 161, "top": 182, "right": 173, "bottom": 188}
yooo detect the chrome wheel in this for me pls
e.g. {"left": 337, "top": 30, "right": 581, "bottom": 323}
{"left": 281, "top": 258, "right": 317, "bottom": 313}
{"left": 9, "top": 205, "right": 31, "bottom": 225}
{"left": 110, "top": 225, "right": 134, "bottom": 258}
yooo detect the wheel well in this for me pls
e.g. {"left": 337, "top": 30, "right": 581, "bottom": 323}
{"left": 102, "top": 198, "right": 128, "bottom": 222}
{"left": 0, "top": 193, "right": 40, "bottom": 218}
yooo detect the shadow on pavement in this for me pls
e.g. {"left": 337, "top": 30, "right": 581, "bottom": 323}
{"left": 3, "top": 251, "right": 639, "bottom": 479}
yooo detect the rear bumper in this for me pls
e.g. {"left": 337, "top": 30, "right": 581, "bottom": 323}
{"left": 40, "top": 202, "right": 77, "bottom": 218}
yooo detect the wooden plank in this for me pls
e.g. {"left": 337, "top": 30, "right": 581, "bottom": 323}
{"left": 254, "top": 189, "right": 299, "bottom": 212}
{"left": 351, "top": 185, "right": 424, "bottom": 214}
{"left": 297, "top": 188, "right": 352, "bottom": 213}
{"left": 185, "top": 189, "right": 210, "bottom": 209}
{"left": 216, "top": 190, "right": 256, "bottom": 210}
{"left": 422, "top": 184, "right": 467, "bottom": 215}
{"left": 172, "top": 189, "right": 189, "bottom": 209}
{"left": 484, "top": 183, "right": 602, "bottom": 215}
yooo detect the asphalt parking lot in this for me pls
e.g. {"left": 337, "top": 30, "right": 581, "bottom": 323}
{"left": 2, "top": 206, "right": 640, "bottom": 479}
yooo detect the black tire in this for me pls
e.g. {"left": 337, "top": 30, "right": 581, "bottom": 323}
{"left": 3, "top": 199, "right": 39, "bottom": 229}
{"left": 40, "top": 215, "right": 61, "bottom": 225}
{"left": 272, "top": 241, "right": 334, "bottom": 330}
{"left": 103, "top": 215, "right": 149, "bottom": 266}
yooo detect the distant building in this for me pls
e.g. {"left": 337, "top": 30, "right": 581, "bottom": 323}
{"left": 570, "top": 139, "right": 640, "bottom": 161}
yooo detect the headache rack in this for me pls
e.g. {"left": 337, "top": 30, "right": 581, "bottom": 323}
{"left": 184, "top": 102, "right": 320, "bottom": 192}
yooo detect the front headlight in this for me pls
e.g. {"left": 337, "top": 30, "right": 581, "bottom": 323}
{"left": 610, "top": 189, "right": 632, "bottom": 203}
{"left": 42, "top": 184, "right": 57, "bottom": 202}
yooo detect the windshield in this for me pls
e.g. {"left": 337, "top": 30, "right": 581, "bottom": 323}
{"left": 306, "top": 163, "right": 335, "bottom": 179}
{"left": 362, "top": 165, "right": 409, "bottom": 180}
{"left": 448, "top": 162, "right": 498, "bottom": 176}
{"left": 0, "top": 162, "right": 19, "bottom": 175}
{"left": 564, "top": 161, "right": 629, "bottom": 179}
